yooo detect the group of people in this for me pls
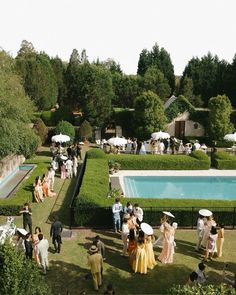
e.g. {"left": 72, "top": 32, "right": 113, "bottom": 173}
{"left": 17, "top": 204, "right": 63, "bottom": 275}
{"left": 50, "top": 143, "right": 82, "bottom": 180}
{"left": 33, "top": 167, "right": 56, "bottom": 202}
{"left": 99, "top": 136, "right": 208, "bottom": 156}
{"left": 195, "top": 210, "right": 225, "bottom": 261}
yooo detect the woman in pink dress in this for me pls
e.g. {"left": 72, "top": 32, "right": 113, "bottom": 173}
{"left": 158, "top": 222, "right": 175, "bottom": 264}
{"left": 60, "top": 161, "right": 66, "bottom": 179}
{"left": 204, "top": 226, "right": 218, "bottom": 261}
{"left": 32, "top": 226, "right": 42, "bottom": 266}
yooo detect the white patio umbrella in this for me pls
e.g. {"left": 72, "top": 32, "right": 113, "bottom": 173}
{"left": 51, "top": 133, "right": 70, "bottom": 143}
{"left": 107, "top": 136, "right": 127, "bottom": 146}
{"left": 224, "top": 132, "right": 236, "bottom": 142}
{"left": 151, "top": 131, "right": 170, "bottom": 140}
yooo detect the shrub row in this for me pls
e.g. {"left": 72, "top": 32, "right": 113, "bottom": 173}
{"left": 212, "top": 151, "right": 236, "bottom": 169}
{"left": 168, "top": 284, "right": 235, "bottom": 295}
{"left": 75, "top": 158, "right": 110, "bottom": 225}
{"left": 107, "top": 150, "right": 210, "bottom": 170}
{"left": 41, "top": 107, "right": 74, "bottom": 126}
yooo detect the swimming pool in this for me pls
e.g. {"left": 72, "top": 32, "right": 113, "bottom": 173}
{"left": 123, "top": 176, "right": 236, "bottom": 200}
{"left": 0, "top": 164, "right": 35, "bottom": 199}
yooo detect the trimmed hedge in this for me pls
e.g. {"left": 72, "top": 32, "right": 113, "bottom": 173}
{"left": 107, "top": 150, "right": 210, "bottom": 170}
{"left": 212, "top": 151, "right": 236, "bottom": 169}
{"left": 75, "top": 158, "right": 110, "bottom": 225}
{"left": 86, "top": 148, "right": 106, "bottom": 159}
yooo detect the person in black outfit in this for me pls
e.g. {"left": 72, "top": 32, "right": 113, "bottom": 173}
{"left": 50, "top": 216, "right": 63, "bottom": 253}
{"left": 24, "top": 233, "right": 33, "bottom": 259}
{"left": 19, "top": 203, "right": 32, "bottom": 234}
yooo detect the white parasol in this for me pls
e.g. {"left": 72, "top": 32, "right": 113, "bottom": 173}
{"left": 151, "top": 131, "right": 170, "bottom": 140}
{"left": 107, "top": 136, "right": 127, "bottom": 146}
{"left": 17, "top": 228, "right": 28, "bottom": 236}
{"left": 141, "top": 222, "right": 154, "bottom": 235}
{"left": 51, "top": 133, "right": 70, "bottom": 143}
{"left": 163, "top": 211, "right": 175, "bottom": 218}
{"left": 199, "top": 209, "right": 212, "bottom": 217}
{"left": 224, "top": 132, "right": 236, "bottom": 142}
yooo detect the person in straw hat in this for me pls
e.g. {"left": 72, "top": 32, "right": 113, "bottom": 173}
{"left": 87, "top": 245, "right": 103, "bottom": 292}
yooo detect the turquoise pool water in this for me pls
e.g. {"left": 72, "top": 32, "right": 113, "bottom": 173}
{"left": 123, "top": 176, "right": 236, "bottom": 200}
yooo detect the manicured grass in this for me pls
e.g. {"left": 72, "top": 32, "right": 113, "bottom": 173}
{"left": 1, "top": 146, "right": 236, "bottom": 294}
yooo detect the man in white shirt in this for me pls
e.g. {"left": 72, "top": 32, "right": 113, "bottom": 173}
{"left": 195, "top": 215, "right": 205, "bottom": 251}
{"left": 133, "top": 203, "right": 143, "bottom": 226}
{"left": 37, "top": 233, "right": 49, "bottom": 274}
{"left": 65, "top": 157, "right": 73, "bottom": 179}
{"left": 112, "top": 198, "right": 122, "bottom": 233}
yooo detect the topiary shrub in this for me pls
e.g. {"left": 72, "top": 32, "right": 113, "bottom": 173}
{"left": 87, "top": 148, "right": 106, "bottom": 159}
{"left": 54, "top": 120, "right": 75, "bottom": 143}
{"left": 41, "top": 111, "right": 56, "bottom": 126}
{"left": 79, "top": 120, "right": 93, "bottom": 141}
{"left": 33, "top": 118, "right": 48, "bottom": 144}
{"left": 212, "top": 151, "right": 236, "bottom": 169}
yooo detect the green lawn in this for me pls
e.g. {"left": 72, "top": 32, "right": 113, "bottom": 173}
{"left": 1, "top": 147, "right": 236, "bottom": 294}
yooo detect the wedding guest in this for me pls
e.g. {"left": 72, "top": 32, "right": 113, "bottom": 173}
{"left": 93, "top": 235, "right": 106, "bottom": 260}
{"left": 19, "top": 203, "right": 32, "bottom": 234}
{"left": 24, "top": 233, "right": 33, "bottom": 259}
{"left": 127, "top": 229, "right": 137, "bottom": 266}
{"left": 50, "top": 216, "right": 63, "bottom": 253}
{"left": 196, "top": 262, "right": 207, "bottom": 284}
{"left": 204, "top": 226, "right": 218, "bottom": 262}
{"left": 60, "top": 161, "right": 67, "bottom": 179}
{"left": 112, "top": 198, "right": 122, "bottom": 233}
{"left": 104, "top": 284, "right": 115, "bottom": 295}
{"left": 132, "top": 232, "right": 147, "bottom": 274}
{"left": 48, "top": 167, "right": 55, "bottom": 192}
{"left": 145, "top": 234, "right": 157, "bottom": 270}
{"left": 195, "top": 214, "right": 205, "bottom": 251}
{"left": 32, "top": 226, "right": 42, "bottom": 266}
{"left": 133, "top": 204, "right": 143, "bottom": 226}
{"left": 87, "top": 245, "right": 103, "bottom": 292}
{"left": 217, "top": 223, "right": 225, "bottom": 258}
{"left": 121, "top": 216, "right": 130, "bottom": 256}
{"left": 37, "top": 233, "right": 49, "bottom": 275}
{"left": 73, "top": 155, "right": 78, "bottom": 177}
{"left": 186, "top": 271, "right": 198, "bottom": 286}
{"left": 158, "top": 222, "right": 176, "bottom": 264}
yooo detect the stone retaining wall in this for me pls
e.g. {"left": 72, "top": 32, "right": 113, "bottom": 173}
{"left": 0, "top": 154, "right": 25, "bottom": 185}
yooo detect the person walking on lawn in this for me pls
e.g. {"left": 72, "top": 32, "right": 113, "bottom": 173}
{"left": 37, "top": 233, "right": 49, "bottom": 275}
{"left": 87, "top": 245, "right": 103, "bottom": 292}
{"left": 19, "top": 203, "right": 32, "bottom": 234}
{"left": 50, "top": 216, "right": 63, "bottom": 253}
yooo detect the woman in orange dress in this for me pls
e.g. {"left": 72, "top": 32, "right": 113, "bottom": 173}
{"left": 32, "top": 226, "right": 42, "bottom": 266}
{"left": 42, "top": 174, "right": 49, "bottom": 197}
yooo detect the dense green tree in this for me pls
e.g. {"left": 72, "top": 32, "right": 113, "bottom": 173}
{"left": 16, "top": 46, "right": 58, "bottom": 110}
{"left": 140, "top": 66, "right": 171, "bottom": 100}
{"left": 112, "top": 73, "right": 140, "bottom": 107}
{"left": 17, "top": 40, "right": 36, "bottom": 58}
{"left": 179, "top": 76, "right": 203, "bottom": 107}
{"left": 64, "top": 49, "right": 81, "bottom": 108}
{"left": 0, "top": 50, "right": 39, "bottom": 159}
{"left": 79, "top": 120, "right": 93, "bottom": 140}
{"left": 225, "top": 55, "right": 236, "bottom": 107}
{"left": 0, "top": 241, "right": 52, "bottom": 295}
{"left": 133, "top": 91, "right": 167, "bottom": 140}
{"left": 137, "top": 43, "right": 175, "bottom": 93}
{"left": 50, "top": 56, "right": 67, "bottom": 106}
{"left": 180, "top": 53, "right": 228, "bottom": 106}
{"left": 75, "top": 63, "right": 113, "bottom": 127}
{"left": 208, "top": 95, "right": 233, "bottom": 140}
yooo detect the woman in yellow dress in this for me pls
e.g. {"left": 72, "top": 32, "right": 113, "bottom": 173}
{"left": 145, "top": 234, "right": 157, "bottom": 269}
{"left": 217, "top": 223, "right": 224, "bottom": 257}
{"left": 132, "top": 232, "right": 147, "bottom": 274}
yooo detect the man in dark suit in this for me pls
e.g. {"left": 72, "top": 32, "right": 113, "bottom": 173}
{"left": 50, "top": 216, "right": 63, "bottom": 253}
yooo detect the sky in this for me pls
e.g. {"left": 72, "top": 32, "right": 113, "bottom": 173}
{"left": 1, "top": 0, "right": 236, "bottom": 75}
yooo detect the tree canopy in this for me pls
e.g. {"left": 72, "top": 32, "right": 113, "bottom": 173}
{"left": 208, "top": 95, "right": 233, "bottom": 140}
{"left": 133, "top": 91, "right": 167, "bottom": 140}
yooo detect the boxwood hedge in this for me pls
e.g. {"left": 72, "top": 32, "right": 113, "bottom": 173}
{"left": 107, "top": 150, "right": 210, "bottom": 170}
{"left": 212, "top": 151, "right": 236, "bottom": 169}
